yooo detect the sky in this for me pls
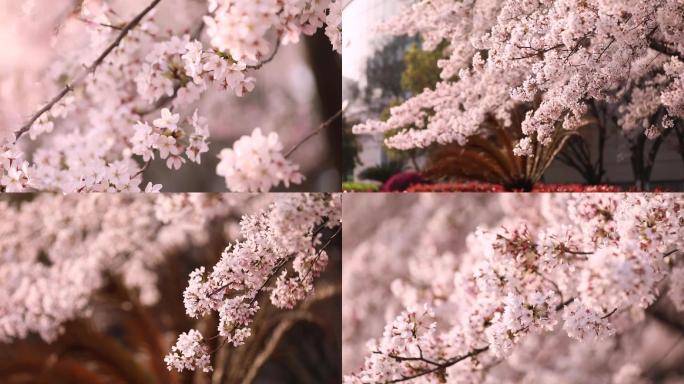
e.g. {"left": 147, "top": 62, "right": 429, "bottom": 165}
{"left": 342, "top": 0, "right": 413, "bottom": 86}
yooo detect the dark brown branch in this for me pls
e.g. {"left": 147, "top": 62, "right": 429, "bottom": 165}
{"left": 674, "top": 122, "right": 684, "bottom": 166}
{"left": 111, "top": 278, "right": 173, "bottom": 384}
{"left": 663, "top": 249, "right": 680, "bottom": 258}
{"left": 602, "top": 307, "right": 618, "bottom": 319}
{"left": 649, "top": 306, "right": 684, "bottom": 334}
{"left": 248, "top": 39, "right": 282, "bottom": 70}
{"left": 57, "top": 320, "right": 157, "bottom": 384}
{"left": 133, "top": 21, "right": 204, "bottom": 116}
{"left": 563, "top": 249, "right": 594, "bottom": 256}
{"left": 77, "top": 17, "right": 125, "bottom": 31}
{"left": 134, "top": 85, "right": 180, "bottom": 116}
{"left": 15, "top": 0, "right": 163, "bottom": 141}
{"left": 208, "top": 256, "right": 287, "bottom": 299}
{"left": 648, "top": 39, "right": 684, "bottom": 61}
{"left": 537, "top": 272, "right": 564, "bottom": 305}
{"left": 383, "top": 353, "right": 442, "bottom": 367}
{"left": 374, "top": 249, "right": 681, "bottom": 383}
{"left": 205, "top": 223, "right": 341, "bottom": 358}
{"left": 382, "top": 347, "right": 489, "bottom": 384}
{"left": 645, "top": 334, "right": 684, "bottom": 374}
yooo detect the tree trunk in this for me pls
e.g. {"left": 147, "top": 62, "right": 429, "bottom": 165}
{"left": 304, "top": 31, "right": 342, "bottom": 191}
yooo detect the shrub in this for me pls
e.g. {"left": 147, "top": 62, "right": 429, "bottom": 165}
{"left": 342, "top": 182, "right": 380, "bottom": 192}
{"left": 357, "top": 161, "right": 406, "bottom": 183}
{"left": 407, "top": 182, "right": 622, "bottom": 192}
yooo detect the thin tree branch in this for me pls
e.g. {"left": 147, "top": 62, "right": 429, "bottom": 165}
{"left": 241, "top": 312, "right": 315, "bottom": 384}
{"left": 601, "top": 307, "right": 618, "bottom": 319}
{"left": 382, "top": 347, "right": 490, "bottom": 384}
{"left": 133, "top": 21, "right": 204, "bottom": 116}
{"left": 205, "top": 223, "right": 341, "bottom": 357}
{"left": 300, "top": 226, "right": 341, "bottom": 283}
{"left": 248, "top": 39, "right": 282, "bottom": 70}
{"left": 209, "top": 224, "right": 341, "bottom": 299}
{"left": 649, "top": 306, "right": 684, "bottom": 334}
{"left": 15, "top": 0, "right": 163, "bottom": 141}
{"left": 285, "top": 108, "right": 343, "bottom": 158}
{"left": 645, "top": 334, "right": 684, "bottom": 373}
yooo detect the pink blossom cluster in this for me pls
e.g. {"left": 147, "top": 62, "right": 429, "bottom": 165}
{"left": 132, "top": 108, "right": 209, "bottom": 171}
{"left": 136, "top": 33, "right": 257, "bottom": 103}
{"left": 0, "top": 149, "right": 30, "bottom": 192}
{"left": 344, "top": 193, "right": 683, "bottom": 383}
{"left": 216, "top": 128, "right": 304, "bottom": 192}
{"left": 205, "top": 0, "right": 341, "bottom": 62}
{"left": 353, "top": 0, "right": 684, "bottom": 155}
{"left": 0, "top": 193, "right": 258, "bottom": 344}
{"left": 164, "top": 329, "right": 212, "bottom": 373}
{"left": 325, "top": 0, "right": 342, "bottom": 53}
{"left": 166, "top": 193, "right": 341, "bottom": 372}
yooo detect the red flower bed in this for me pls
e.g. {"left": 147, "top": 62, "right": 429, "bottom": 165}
{"left": 406, "top": 182, "right": 622, "bottom": 192}
{"left": 531, "top": 184, "right": 622, "bottom": 192}
{"left": 381, "top": 172, "right": 427, "bottom": 192}
{"left": 407, "top": 182, "right": 505, "bottom": 192}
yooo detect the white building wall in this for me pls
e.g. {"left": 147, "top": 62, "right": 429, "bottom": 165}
{"left": 343, "top": 0, "right": 413, "bottom": 178}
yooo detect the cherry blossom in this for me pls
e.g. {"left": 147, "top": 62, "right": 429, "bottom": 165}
{"left": 326, "top": 0, "right": 342, "bottom": 53}
{"left": 343, "top": 193, "right": 684, "bottom": 383}
{"left": 164, "top": 329, "right": 212, "bottom": 373}
{"left": 167, "top": 193, "right": 341, "bottom": 372}
{"left": 153, "top": 108, "right": 180, "bottom": 131}
{"left": 669, "top": 267, "right": 684, "bottom": 311}
{"left": 0, "top": 0, "right": 341, "bottom": 192}
{"left": 216, "top": 128, "right": 304, "bottom": 192}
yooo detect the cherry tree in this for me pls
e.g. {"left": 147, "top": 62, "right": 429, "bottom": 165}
{"left": 0, "top": 193, "right": 341, "bottom": 383}
{"left": 352, "top": 0, "right": 684, "bottom": 186}
{"left": 0, "top": 0, "right": 342, "bottom": 192}
{"left": 343, "top": 193, "right": 684, "bottom": 383}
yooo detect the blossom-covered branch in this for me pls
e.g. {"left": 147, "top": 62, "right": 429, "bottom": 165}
{"left": 215, "top": 107, "right": 343, "bottom": 192}
{"left": 344, "top": 193, "right": 684, "bottom": 383}
{"left": 1, "top": 0, "right": 342, "bottom": 192}
{"left": 166, "top": 193, "right": 342, "bottom": 373}
{"left": 14, "top": 0, "right": 163, "bottom": 142}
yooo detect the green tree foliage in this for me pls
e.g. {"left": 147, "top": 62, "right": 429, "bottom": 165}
{"left": 400, "top": 41, "right": 447, "bottom": 94}
{"left": 381, "top": 40, "right": 446, "bottom": 169}
{"left": 364, "top": 35, "right": 418, "bottom": 106}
